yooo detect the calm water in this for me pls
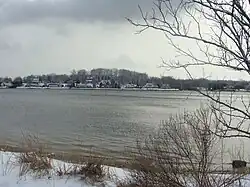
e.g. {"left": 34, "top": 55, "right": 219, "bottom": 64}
{"left": 0, "top": 89, "right": 248, "bottom": 161}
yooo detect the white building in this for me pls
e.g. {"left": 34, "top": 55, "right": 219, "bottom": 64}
{"left": 143, "top": 83, "right": 159, "bottom": 89}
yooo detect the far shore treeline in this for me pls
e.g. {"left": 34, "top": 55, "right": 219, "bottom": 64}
{"left": 2, "top": 68, "right": 250, "bottom": 91}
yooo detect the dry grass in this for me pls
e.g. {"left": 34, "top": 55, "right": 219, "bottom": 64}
{"left": 116, "top": 181, "right": 141, "bottom": 187}
{"left": 55, "top": 155, "right": 110, "bottom": 185}
{"left": 0, "top": 132, "right": 112, "bottom": 184}
{"left": 78, "top": 161, "right": 109, "bottom": 184}
{"left": 17, "top": 133, "right": 53, "bottom": 177}
{"left": 19, "top": 152, "right": 53, "bottom": 177}
{"left": 56, "top": 163, "right": 76, "bottom": 177}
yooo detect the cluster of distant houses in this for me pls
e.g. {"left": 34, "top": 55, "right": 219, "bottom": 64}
{"left": 0, "top": 76, "right": 175, "bottom": 90}
{"left": 3, "top": 75, "right": 250, "bottom": 92}
{"left": 121, "top": 83, "right": 172, "bottom": 89}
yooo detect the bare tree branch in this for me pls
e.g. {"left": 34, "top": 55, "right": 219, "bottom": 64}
{"left": 129, "top": 0, "right": 250, "bottom": 138}
{"left": 120, "top": 108, "right": 246, "bottom": 187}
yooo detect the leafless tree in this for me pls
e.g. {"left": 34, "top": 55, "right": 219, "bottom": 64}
{"left": 118, "top": 108, "right": 246, "bottom": 187}
{"left": 128, "top": 0, "right": 250, "bottom": 139}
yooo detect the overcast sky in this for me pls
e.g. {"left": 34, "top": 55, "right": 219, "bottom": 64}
{"left": 0, "top": 0, "right": 248, "bottom": 80}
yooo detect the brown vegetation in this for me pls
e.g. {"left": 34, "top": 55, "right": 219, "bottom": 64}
{"left": 117, "top": 108, "right": 247, "bottom": 187}
{"left": 18, "top": 133, "right": 53, "bottom": 177}
{"left": 13, "top": 132, "right": 111, "bottom": 184}
{"left": 55, "top": 156, "right": 110, "bottom": 185}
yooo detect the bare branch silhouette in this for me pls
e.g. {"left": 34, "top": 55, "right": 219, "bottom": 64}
{"left": 128, "top": 0, "right": 250, "bottom": 138}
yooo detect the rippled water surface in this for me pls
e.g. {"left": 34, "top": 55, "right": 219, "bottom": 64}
{"left": 0, "top": 89, "right": 247, "bottom": 160}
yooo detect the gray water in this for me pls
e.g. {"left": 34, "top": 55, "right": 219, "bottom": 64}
{"left": 0, "top": 89, "right": 248, "bottom": 161}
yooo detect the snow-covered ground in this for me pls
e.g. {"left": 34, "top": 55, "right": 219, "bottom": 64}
{"left": 0, "top": 151, "right": 128, "bottom": 187}
{"left": 1, "top": 150, "right": 250, "bottom": 187}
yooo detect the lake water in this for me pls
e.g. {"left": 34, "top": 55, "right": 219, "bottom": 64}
{"left": 0, "top": 89, "right": 249, "bottom": 162}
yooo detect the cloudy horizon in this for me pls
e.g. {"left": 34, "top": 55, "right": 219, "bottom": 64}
{"left": 0, "top": 0, "right": 249, "bottom": 80}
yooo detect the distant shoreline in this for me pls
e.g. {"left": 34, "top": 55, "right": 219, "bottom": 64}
{"left": 1, "top": 87, "right": 249, "bottom": 92}
{"left": 6, "top": 87, "right": 180, "bottom": 91}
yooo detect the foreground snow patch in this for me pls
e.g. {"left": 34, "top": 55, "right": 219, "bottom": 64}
{"left": 0, "top": 151, "right": 127, "bottom": 187}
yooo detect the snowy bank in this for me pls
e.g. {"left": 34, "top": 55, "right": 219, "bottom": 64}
{"left": 1, "top": 150, "right": 250, "bottom": 187}
{"left": 0, "top": 151, "right": 128, "bottom": 187}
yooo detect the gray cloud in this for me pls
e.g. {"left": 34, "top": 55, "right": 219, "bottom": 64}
{"left": 0, "top": 37, "right": 21, "bottom": 50}
{"left": 0, "top": 0, "right": 191, "bottom": 78}
{"left": 106, "top": 54, "right": 145, "bottom": 70}
{"left": 0, "top": 0, "right": 156, "bottom": 24}
{"left": 0, "top": 41, "right": 11, "bottom": 50}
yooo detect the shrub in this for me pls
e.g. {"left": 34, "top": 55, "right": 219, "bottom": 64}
{"left": 119, "top": 108, "right": 246, "bottom": 187}
{"left": 18, "top": 133, "right": 52, "bottom": 177}
{"left": 55, "top": 155, "right": 110, "bottom": 185}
